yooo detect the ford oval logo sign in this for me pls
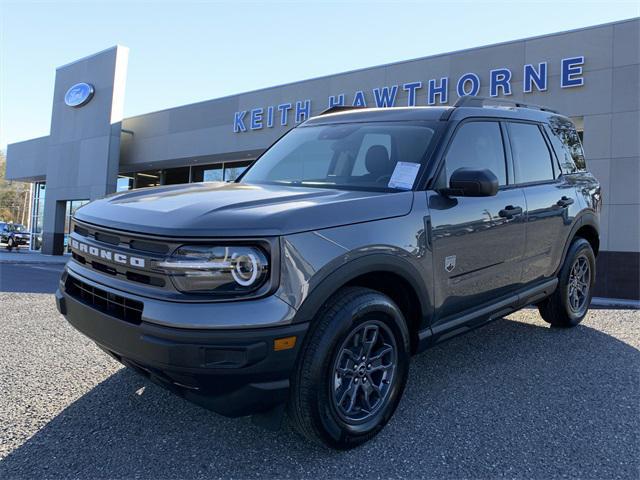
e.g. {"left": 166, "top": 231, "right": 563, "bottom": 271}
{"left": 64, "top": 82, "right": 95, "bottom": 108}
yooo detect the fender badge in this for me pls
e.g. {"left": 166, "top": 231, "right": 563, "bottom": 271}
{"left": 445, "top": 255, "right": 456, "bottom": 273}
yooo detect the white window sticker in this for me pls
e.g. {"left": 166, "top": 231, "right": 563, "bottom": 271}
{"left": 388, "top": 162, "right": 420, "bottom": 190}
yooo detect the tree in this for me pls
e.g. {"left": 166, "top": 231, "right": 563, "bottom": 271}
{"left": 0, "top": 151, "right": 31, "bottom": 226}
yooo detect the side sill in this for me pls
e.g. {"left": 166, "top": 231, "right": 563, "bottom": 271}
{"left": 416, "top": 278, "right": 558, "bottom": 352}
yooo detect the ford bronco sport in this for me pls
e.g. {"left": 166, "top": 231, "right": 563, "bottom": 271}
{"left": 56, "top": 97, "right": 600, "bottom": 449}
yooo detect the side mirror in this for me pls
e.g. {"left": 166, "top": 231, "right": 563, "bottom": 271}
{"left": 443, "top": 168, "right": 499, "bottom": 197}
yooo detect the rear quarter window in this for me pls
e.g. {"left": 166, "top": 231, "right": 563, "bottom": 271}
{"left": 545, "top": 116, "right": 587, "bottom": 174}
{"left": 508, "top": 122, "right": 555, "bottom": 184}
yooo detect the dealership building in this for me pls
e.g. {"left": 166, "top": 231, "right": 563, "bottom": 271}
{"left": 5, "top": 18, "right": 639, "bottom": 299}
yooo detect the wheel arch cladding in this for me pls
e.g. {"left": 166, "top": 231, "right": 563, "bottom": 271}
{"left": 294, "top": 255, "right": 429, "bottom": 355}
{"left": 555, "top": 212, "right": 600, "bottom": 277}
{"left": 574, "top": 224, "right": 599, "bottom": 257}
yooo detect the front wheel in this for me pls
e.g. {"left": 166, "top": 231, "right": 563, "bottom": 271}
{"left": 6, "top": 238, "right": 14, "bottom": 251}
{"left": 538, "top": 238, "right": 596, "bottom": 327}
{"left": 288, "top": 287, "right": 410, "bottom": 449}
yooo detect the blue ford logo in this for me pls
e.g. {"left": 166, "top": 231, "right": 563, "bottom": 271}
{"left": 64, "top": 82, "right": 95, "bottom": 108}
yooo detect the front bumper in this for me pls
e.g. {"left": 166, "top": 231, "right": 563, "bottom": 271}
{"left": 10, "top": 236, "right": 28, "bottom": 245}
{"left": 56, "top": 269, "right": 308, "bottom": 417}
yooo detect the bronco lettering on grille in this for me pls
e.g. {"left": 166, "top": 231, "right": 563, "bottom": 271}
{"left": 71, "top": 239, "right": 146, "bottom": 268}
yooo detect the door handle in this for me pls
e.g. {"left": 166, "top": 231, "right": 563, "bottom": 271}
{"left": 556, "top": 196, "right": 575, "bottom": 208}
{"left": 499, "top": 205, "right": 523, "bottom": 218}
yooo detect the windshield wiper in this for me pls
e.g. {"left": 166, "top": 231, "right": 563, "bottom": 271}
{"left": 272, "top": 180, "right": 336, "bottom": 187}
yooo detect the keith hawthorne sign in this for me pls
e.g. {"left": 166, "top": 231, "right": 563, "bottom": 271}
{"left": 233, "top": 56, "right": 585, "bottom": 133}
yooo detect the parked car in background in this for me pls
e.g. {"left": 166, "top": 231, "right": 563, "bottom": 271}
{"left": 0, "top": 223, "right": 30, "bottom": 251}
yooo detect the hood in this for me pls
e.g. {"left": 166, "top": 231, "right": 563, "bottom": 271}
{"left": 74, "top": 182, "right": 414, "bottom": 237}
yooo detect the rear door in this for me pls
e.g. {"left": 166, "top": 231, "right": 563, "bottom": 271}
{"left": 505, "top": 121, "right": 576, "bottom": 283}
{"left": 428, "top": 120, "right": 526, "bottom": 324}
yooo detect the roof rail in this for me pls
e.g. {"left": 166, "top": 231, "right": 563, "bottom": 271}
{"left": 319, "top": 105, "right": 367, "bottom": 116}
{"left": 453, "top": 95, "right": 558, "bottom": 112}
{"left": 439, "top": 95, "right": 557, "bottom": 121}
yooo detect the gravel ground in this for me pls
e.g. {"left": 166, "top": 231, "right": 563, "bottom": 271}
{"left": 0, "top": 293, "right": 638, "bottom": 479}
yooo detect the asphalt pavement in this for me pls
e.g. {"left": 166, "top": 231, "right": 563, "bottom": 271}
{"left": 0, "top": 291, "right": 638, "bottom": 479}
{"left": 0, "top": 262, "right": 65, "bottom": 293}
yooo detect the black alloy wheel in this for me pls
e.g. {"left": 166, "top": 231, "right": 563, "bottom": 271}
{"left": 567, "top": 254, "right": 591, "bottom": 314}
{"left": 331, "top": 321, "right": 397, "bottom": 424}
{"left": 538, "top": 237, "right": 595, "bottom": 327}
{"left": 288, "top": 287, "right": 410, "bottom": 449}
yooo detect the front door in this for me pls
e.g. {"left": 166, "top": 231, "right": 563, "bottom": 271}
{"left": 428, "top": 120, "right": 526, "bottom": 326}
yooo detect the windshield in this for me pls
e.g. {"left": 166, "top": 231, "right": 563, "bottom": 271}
{"left": 241, "top": 122, "right": 438, "bottom": 191}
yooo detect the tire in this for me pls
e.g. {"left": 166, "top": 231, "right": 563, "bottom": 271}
{"left": 6, "top": 238, "right": 14, "bottom": 251}
{"left": 288, "top": 287, "right": 410, "bottom": 449}
{"left": 538, "top": 238, "right": 595, "bottom": 328}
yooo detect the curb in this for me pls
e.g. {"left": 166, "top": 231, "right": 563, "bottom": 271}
{"left": 591, "top": 297, "right": 640, "bottom": 310}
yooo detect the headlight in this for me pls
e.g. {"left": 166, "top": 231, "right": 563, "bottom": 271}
{"left": 157, "top": 245, "right": 269, "bottom": 295}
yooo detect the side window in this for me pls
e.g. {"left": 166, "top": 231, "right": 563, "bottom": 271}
{"left": 445, "top": 121, "right": 507, "bottom": 186}
{"left": 508, "top": 122, "right": 555, "bottom": 183}
{"left": 545, "top": 116, "right": 587, "bottom": 173}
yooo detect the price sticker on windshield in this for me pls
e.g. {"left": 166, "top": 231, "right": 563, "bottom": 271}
{"left": 388, "top": 162, "right": 420, "bottom": 190}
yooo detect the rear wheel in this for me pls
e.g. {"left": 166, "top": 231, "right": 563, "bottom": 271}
{"left": 288, "top": 287, "right": 410, "bottom": 449}
{"left": 538, "top": 238, "right": 595, "bottom": 327}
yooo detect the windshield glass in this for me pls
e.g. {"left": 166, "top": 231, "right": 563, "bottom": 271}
{"left": 241, "top": 122, "right": 438, "bottom": 191}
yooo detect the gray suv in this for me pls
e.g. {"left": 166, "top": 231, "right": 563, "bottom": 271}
{"left": 56, "top": 97, "right": 600, "bottom": 449}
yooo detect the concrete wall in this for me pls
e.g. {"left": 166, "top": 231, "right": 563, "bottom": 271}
{"left": 5, "top": 136, "right": 49, "bottom": 182}
{"left": 41, "top": 46, "right": 129, "bottom": 254}
{"left": 576, "top": 20, "right": 639, "bottom": 257}
{"left": 113, "top": 20, "right": 635, "bottom": 164}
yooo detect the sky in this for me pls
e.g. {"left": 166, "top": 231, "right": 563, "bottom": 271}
{"left": 0, "top": 0, "right": 638, "bottom": 150}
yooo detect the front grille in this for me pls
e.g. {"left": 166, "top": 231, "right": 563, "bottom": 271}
{"left": 72, "top": 252, "right": 86, "bottom": 264}
{"left": 71, "top": 230, "right": 169, "bottom": 288}
{"left": 94, "top": 232, "right": 120, "bottom": 246}
{"left": 74, "top": 225, "right": 89, "bottom": 237}
{"left": 73, "top": 223, "right": 169, "bottom": 254}
{"left": 125, "top": 270, "right": 165, "bottom": 287}
{"left": 86, "top": 258, "right": 165, "bottom": 287}
{"left": 130, "top": 239, "right": 169, "bottom": 254}
{"left": 65, "top": 276, "right": 143, "bottom": 324}
{"left": 91, "top": 261, "right": 118, "bottom": 276}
